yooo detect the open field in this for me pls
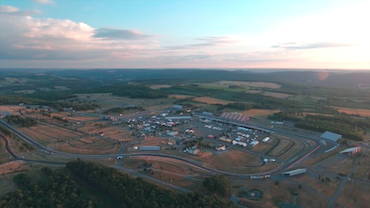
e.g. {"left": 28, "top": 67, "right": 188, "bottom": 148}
{"left": 149, "top": 85, "right": 172, "bottom": 89}
{"left": 68, "top": 137, "right": 116, "bottom": 150}
{"left": 0, "top": 160, "right": 28, "bottom": 175}
{"left": 26, "top": 124, "right": 83, "bottom": 141}
{"left": 121, "top": 158, "right": 147, "bottom": 169}
{"left": 238, "top": 109, "right": 280, "bottom": 117}
{"left": 292, "top": 174, "right": 339, "bottom": 197}
{"left": 0, "top": 172, "right": 18, "bottom": 196}
{"left": 204, "top": 150, "right": 264, "bottom": 173}
{"left": 54, "top": 86, "right": 71, "bottom": 90}
{"left": 322, "top": 156, "right": 357, "bottom": 175}
{"left": 246, "top": 90, "right": 262, "bottom": 94}
{"left": 267, "top": 139, "right": 294, "bottom": 157}
{"left": 0, "top": 138, "right": 11, "bottom": 164}
{"left": 168, "top": 94, "right": 194, "bottom": 99}
{"left": 302, "top": 146, "right": 345, "bottom": 167}
{"left": 230, "top": 179, "right": 329, "bottom": 208}
{"left": 337, "top": 181, "right": 370, "bottom": 208}
{"left": 353, "top": 150, "right": 370, "bottom": 181}
{"left": 262, "top": 92, "right": 293, "bottom": 99}
{"left": 193, "top": 96, "right": 231, "bottom": 105}
{"left": 74, "top": 93, "right": 174, "bottom": 108}
{"left": 15, "top": 90, "right": 35, "bottom": 94}
{"left": 148, "top": 169, "right": 203, "bottom": 191}
{"left": 197, "top": 83, "right": 248, "bottom": 92}
{"left": 252, "top": 142, "right": 275, "bottom": 155}
{"left": 55, "top": 141, "right": 121, "bottom": 155}
{"left": 335, "top": 107, "right": 370, "bottom": 117}
{"left": 219, "top": 81, "right": 281, "bottom": 89}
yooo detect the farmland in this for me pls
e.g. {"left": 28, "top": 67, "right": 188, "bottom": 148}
{"left": 219, "top": 81, "right": 281, "bottom": 89}
{"left": 193, "top": 96, "right": 232, "bottom": 105}
{"left": 337, "top": 181, "right": 370, "bottom": 208}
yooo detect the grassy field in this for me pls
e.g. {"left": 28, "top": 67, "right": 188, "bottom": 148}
{"left": 245, "top": 90, "right": 263, "bottom": 94}
{"left": 230, "top": 179, "right": 328, "bottom": 208}
{"left": 291, "top": 174, "right": 339, "bottom": 198}
{"left": 337, "top": 181, "right": 370, "bottom": 207}
{"left": 267, "top": 139, "right": 294, "bottom": 157}
{"left": 353, "top": 150, "right": 370, "bottom": 180}
{"left": 262, "top": 92, "right": 293, "bottom": 99}
{"left": 0, "top": 137, "right": 11, "bottom": 164}
{"left": 301, "top": 146, "right": 345, "bottom": 167}
{"left": 74, "top": 93, "right": 174, "bottom": 108}
{"left": 203, "top": 150, "right": 265, "bottom": 173}
{"left": 193, "top": 96, "right": 232, "bottom": 105}
{"left": 14, "top": 90, "right": 36, "bottom": 94}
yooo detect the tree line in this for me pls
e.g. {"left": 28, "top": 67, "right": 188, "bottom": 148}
{"left": 67, "top": 160, "right": 235, "bottom": 208}
{"left": 5, "top": 115, "right": 37, "bottom": 127}
{"left": 0, "top": 167, "right": 102, "bottom": 208}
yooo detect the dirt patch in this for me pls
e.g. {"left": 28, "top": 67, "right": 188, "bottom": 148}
{"left": 262, "top": 92, "right": 293, "bottom": 99}
{"left": 219, "top": 81, "right": 281, "bottom": 89}
{"left": 194, "top": 96, "right": 231, "bottom": 105}
{"left": 0, "top": 161, "right": 27, "bottom": 175}
{"left": 353, "top": 150, "right": 370, "bottom": 180}
{"left": 335, "top": 107, "right": 370, "bottom": 117}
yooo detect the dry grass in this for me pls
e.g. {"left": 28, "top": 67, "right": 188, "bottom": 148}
{"left": 149, "top": 85, "right": 172, "bottom": 90}
{"left": 55, "top": 142, "right": 121, "bottom": 155}
{"left": 252, "top": 143, "right": 274, "bottom": 155}
{"left": 204, "top": 150, "right": 263, "bottom": 173}
{"left": 0, "top": 161, "right": 27, "bottom": 175}
{"left": 292, "top": 174, "right": 339, "bottom": 197}
{"left": 337, "top": 181, "right": 370, "bottom": 207}
{"left": 0, "top": 173, "right": 18, "bottom": 196}
{"left": 230, "top": 179, "right": 329, "bottom": 208}
{"left": 335, "top": 107, "right": 370, "bottom": 117}
{"left": 302, "top": 146, "right": 345, "bottom": 167}
{"left": 193, "top": 96, "right": 231, "bottom": 105}
{"left": 326, "top": 158, "right": 357, "bottom": 175}
{"left": 268, "top": 139, "right": 294, "bottom": 157}
{"left": 149, "top": 169, "right": 203, "bottom": 191}
{"left": 353, "top": 151, "right": 370, "bottom": 180}
{"left": 262, "top": 92, "right": 293, "bottom": 99}
{"left": 219, "top": 81, "right": 281, "bottom": 89}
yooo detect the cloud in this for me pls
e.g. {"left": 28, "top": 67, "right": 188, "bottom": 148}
{"left": 0, "top": 5, "right": 41, "bottom": 16}
{"left": 32, "top": 0, "right": 55, "bottom": 5}
{"left": 94, "top": 28, "right": 152, "bottom": 40}
{"left": 272, "top": 42, "right": 355, "bottom": 50}
{"left": 0, "top": 6, "right": 160, "bottom": 61}
{"left": 166, "top": 36, "right": 240, "bottom": 49}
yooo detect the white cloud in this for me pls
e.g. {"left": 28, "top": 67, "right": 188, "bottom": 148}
{"left": 32, "top": 0, "right": 55, "bottom": 5}
{"left": 0, "top": 5, "right": 19, "bottom": 13}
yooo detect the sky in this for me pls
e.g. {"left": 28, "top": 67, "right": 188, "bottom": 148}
{"left": 0, "top": 0, "right": 369, "bottom": 69}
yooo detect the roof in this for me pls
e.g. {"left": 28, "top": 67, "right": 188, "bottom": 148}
{"left": 139, "top": 146, "right": 160, "bottom": 151}
{"left": 320, "top": 131, "right": 342, "bottom": 142}
{"left": 165, "top": 116, "right": 192, "bottom": 120}
{"left": 173, "top": 105, "right": 183, "bottom": 109}
{"left": 340, "top": 147, "right": 360, "bottom": 154}
{"left": 282, "top": 168, "right": 307, "bottom": 175}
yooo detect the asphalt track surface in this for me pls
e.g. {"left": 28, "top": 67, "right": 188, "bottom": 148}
{"left": 0, "top": 114, "right": 321, "bottom": 178}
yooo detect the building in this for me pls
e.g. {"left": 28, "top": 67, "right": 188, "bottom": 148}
{"left": 320, "top": 131, "right": 342, "bottom": 142}
{"left": 221, "top": 112, "right": 249, "bottom": 122}
{"left": 219, "top": 137, "right": 232, "bottom": 143}
{"left": 282, "top": 168, "right": 307, "bottom": 176}
{"left": 232, "top": 140, "right": 247, "bottom": 147}
{"left": 262, "top": 137, "right": 270, "bottom": 142}
{"left": 165, "top": 116, "right": 192, "bottom": 120}
{"left": 173, "top": 105, "right": 183, "bottom": 109}
{"left": 340, "top": 147, "right": 361, "bottom": 156}
{"left": 250, "top": 140, "right": 259, "bottom": 147}
{"left": 139, "top": 146, "right": 160, "bottom": 151}
{"left": 202, "top": 112, "right": 213, "bottom": 116}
